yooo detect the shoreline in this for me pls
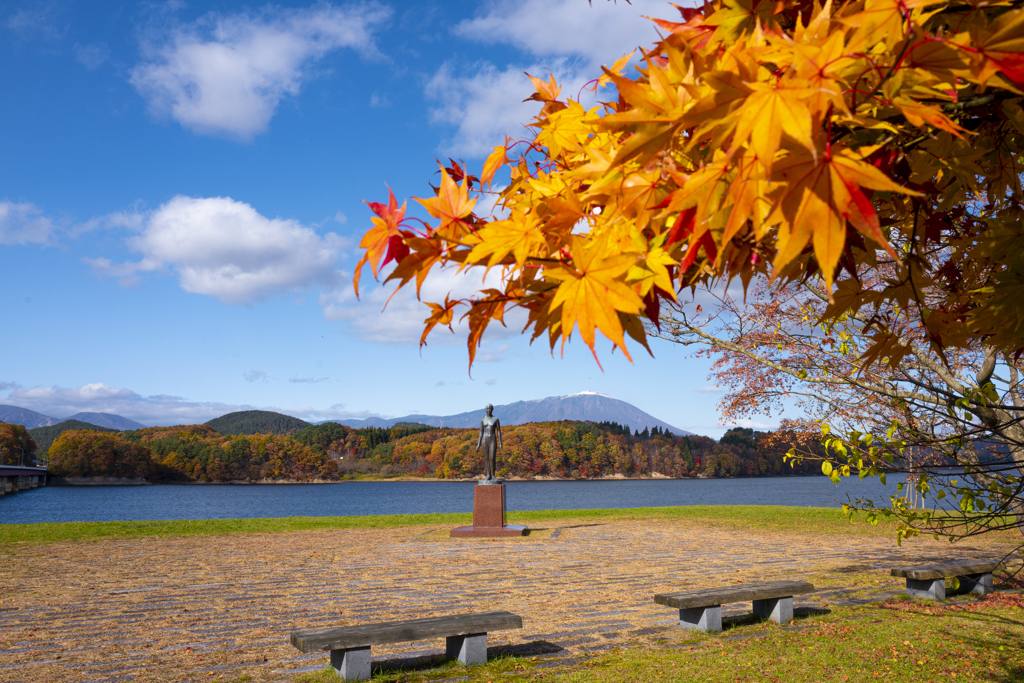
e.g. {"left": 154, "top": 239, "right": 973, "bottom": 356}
{"left": 45, "top": 472, "right": 828, "bottom": 486}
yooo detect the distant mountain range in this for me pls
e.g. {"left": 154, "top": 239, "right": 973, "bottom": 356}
{"left": 327, "top": 392, "right": 692, "bottom": 435}
{"left": 1, "top": 392, "right": 691, "bottom": 436}
{"left": 64, "top": 412, "right": 145, "bottom": 430}
{"left": 0, "top": 405, "right": 63, "bottom": 429}
{"left": 0, "top": 405, "right": 144, "bottom": 431}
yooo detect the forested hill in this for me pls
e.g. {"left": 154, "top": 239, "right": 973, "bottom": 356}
{"left": 29, "top": 420, "right": 117, "bottom": 454}
{"left": 205, "top": 410, "right": 311, "bottom": 436}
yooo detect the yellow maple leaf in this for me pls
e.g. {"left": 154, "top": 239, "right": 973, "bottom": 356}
{"left": 726, "top": 81, "right": 818, "bottom": 168}
{"left": 466, "top": 211, "right": 545, "bottom": 268}
{"left": 414, "top": 168, "right": 477, "bottom": 231}
{"left": 627, "top": 240, "right": 679, "bottom": 299}
{"left": 547, "top": 237, "right": 643, "bottom": 361}
{"left": 597, "top": 51, "right": 636, "bottom": 89}
{"left": 843, "top": 0, "right": 931, "bottom": 51}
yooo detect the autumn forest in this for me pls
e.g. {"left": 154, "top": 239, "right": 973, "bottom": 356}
{"left": 3, "top": 416, "right": 824, "bottom": 483}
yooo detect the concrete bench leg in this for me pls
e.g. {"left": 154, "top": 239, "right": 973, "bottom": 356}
{"left": 907, "top": 578, "right": 945, "bottom": 601}
{"left": 752, "top": 596, "right": 794, "bottom": 624}
{"left": 330, "top": 646, "right": 371, "bottom": 681}
{"left": 679, "top": 606, "right": 722, "bottom": 633}
{"left": 959, "top": 573, "right": 994, "bottom": 596}
{"left": 446, "top": 632, "right": 488, "bottom": 666}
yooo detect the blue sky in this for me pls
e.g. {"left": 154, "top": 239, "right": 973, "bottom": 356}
{"left": 0, "top": 0, "right": 771, "bottom": 436}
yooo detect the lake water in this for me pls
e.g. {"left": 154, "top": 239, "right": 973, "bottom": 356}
{"left": 0, "top": 475, "right": 906, "bottom": 524}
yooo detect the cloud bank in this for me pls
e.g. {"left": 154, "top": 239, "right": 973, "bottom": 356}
{"left": 1, "top": 381, "right": 381, "bottom": 426}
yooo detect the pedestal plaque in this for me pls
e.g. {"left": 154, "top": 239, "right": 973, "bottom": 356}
{"left": 450, "top": 483, "right": 528, "bottom": 537}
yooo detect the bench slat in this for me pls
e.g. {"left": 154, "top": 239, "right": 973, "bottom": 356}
{"left": 291, "top": 611, "right": 523, "bottom": 653}
{"left": 890, "top": 559, "right": 1003, "bottom": 580}
{"left": 654, "top": 580, "right": 815, "bottom": 609}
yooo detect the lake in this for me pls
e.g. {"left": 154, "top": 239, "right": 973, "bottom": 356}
{"left": 0, "top": 475, "right": 906, "bottom": 524}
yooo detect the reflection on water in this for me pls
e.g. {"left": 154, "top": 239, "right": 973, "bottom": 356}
{"left": 0, "top": 475, "right": 904, "bottom": 524}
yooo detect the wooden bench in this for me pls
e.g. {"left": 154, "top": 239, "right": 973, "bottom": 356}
{"left": 891, "top": 559, "right": 1003, "bottom": 601}
{"left": 654, "top": 580, "right": 815, "bottom": 633}
{"left": 290, "top": 610, "right": 523, "bottom": 681}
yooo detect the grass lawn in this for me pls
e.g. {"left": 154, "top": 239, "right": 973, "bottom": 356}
{"left": 0, "top": 504, "right": 899, "bottom": 545}
{"left": 292, "top": 591, "right": 1024, "bottom": 682}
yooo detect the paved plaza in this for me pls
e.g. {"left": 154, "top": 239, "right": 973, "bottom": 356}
{"left": 0, "top": 518, "right": 1012, "bottom": 682}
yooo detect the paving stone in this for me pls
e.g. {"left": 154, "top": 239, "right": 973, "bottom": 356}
{"left": 1, "top": 517, "right": 1016, "bottom": 682}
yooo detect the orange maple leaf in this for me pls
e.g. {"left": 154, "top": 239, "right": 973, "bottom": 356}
{"left": 971, "top": 7, "right": 1024, "bottom": 86}
{"left": 354, "top": 186, "right": 407, "bottom": 297}
{"left": 480, "top": 141, "right": 510, "bottom": 189}
{"left": 770, "top": 146, "right": 919, "bottom": 287}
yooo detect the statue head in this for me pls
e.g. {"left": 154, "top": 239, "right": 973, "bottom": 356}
{"left": 485, "top": 403, "right": 493, "bottom": 415}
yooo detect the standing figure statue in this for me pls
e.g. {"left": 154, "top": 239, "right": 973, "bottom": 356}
{"left": 476, "top": 403, "right": 503, "bottom": 483}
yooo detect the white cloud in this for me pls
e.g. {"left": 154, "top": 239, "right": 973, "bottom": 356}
{"left": 696, "top": 386, "right": 726, "bottom": 394}
{"left": 71, "top": 209, "right": 146, "bottom": 237}
{"left": 1, "top": 382, "right": 382, "bottom": 426}
{"left": 319, "top": 264, "right": 525, "bottom": 351}
{"left": 88, "top": 195, "right": 345, "bottom": 305}
{"left": 289, "top": 376, "right": 329, "bottom": 383}
{"left": 0, "top": 200, "right": 56, "bottom": 245}
{"left": 453, "top": 0, "right": 668, "bottom": 63}
{"left": 75, "top": 42, "right": 110, "bottom": 69}
{"left": 131, "top": 4, "right": 391, "bottom": 140}
{"left": 81, "top": 256, "right": 163, "bottom": 288}
{"left": 427, "top": 0, "right": 669, "bottom": 157}
{"left": 243, "top": 370, "right": 268, "bottom": 383}
{"left": 6, "top": 4, "right": 67, "bottom": 41}
{"left": 426, "top": 60, "right": 583, "bottom": 158}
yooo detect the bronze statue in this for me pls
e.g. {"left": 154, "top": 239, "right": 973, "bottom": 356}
{"left": 476, "top": 403, "right": 503, "bottom": 483}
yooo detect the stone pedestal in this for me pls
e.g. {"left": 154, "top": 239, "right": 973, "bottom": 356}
{"left": 450, "top": 483, "right": 527, "bottom": 538}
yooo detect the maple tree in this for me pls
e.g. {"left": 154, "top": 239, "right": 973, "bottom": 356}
{"left": 356, "top": 0, "right": 1024, "bottom": 367}
{"left": 653, "top": 279, "right": 1024, "bottom": 542}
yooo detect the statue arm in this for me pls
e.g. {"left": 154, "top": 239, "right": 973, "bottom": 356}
{"left": 476, "top": 420, "right": 484, "bottom": 451}
{"left": 496, "top": 419, "right": 503, "bottom": 451}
